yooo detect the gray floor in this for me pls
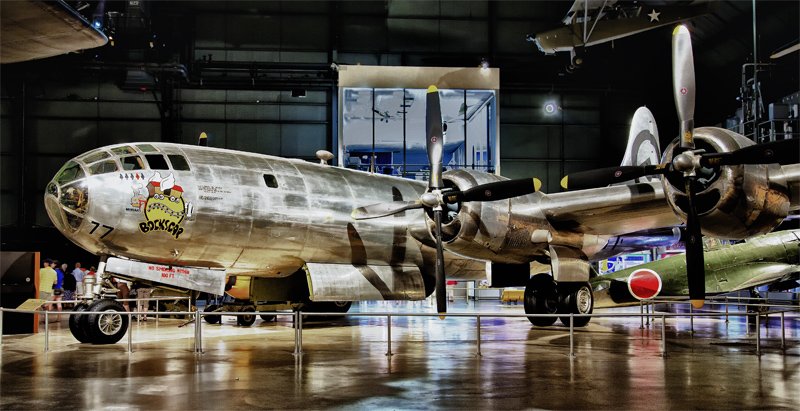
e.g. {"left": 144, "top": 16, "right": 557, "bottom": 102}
{"left": 2, "top": 299, "right": 799, "bottom": 410}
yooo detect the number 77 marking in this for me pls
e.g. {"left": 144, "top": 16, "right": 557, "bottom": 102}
{"left": 89, "top": 221, "right": 115, "bottom": 239}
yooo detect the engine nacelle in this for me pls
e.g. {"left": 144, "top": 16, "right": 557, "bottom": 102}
{"left": 420, "top": 169, "right": 549, "bottom": 264}
{"left": 661, "top": 127, "right": 791, "bottom": 239}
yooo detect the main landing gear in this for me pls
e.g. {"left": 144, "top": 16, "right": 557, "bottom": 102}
{"left": 523, "top": 274, "right": 593, "bottom": 327}
{"left": 69, "top": 299, "right": 130, "bottom": 344}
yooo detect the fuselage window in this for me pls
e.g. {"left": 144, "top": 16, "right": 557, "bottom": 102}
{"left": 55, "top": 161, "right": 85, "bottom": 185}
{"left": 121, "top": 156, "right": 145, "bottom": 170}
{"left": 168, "top": 154, "right": 191, "bottom": 171}
{"left": 89, "top": 160, "right": 119, "bottom": 175}
{"left": 145, "top": 154, "right": 170, "bottom": 170}
{"left": 111, "top": 146, "right": 136, "bottom": 155}
{"left": 136, "top": 144, "right": 158, "bottom": 152}
{"left": 264, "top": 174, "right": 278, "bottom": 188}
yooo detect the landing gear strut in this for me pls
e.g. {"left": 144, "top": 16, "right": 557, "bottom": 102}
{"left": 523, "top": 274, "right": 594, "bottom": 327}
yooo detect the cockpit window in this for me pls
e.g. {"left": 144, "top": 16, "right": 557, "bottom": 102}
{"left": 168, "top": 154, "right": 191, "bottom": 171}
{"left": 89, "top": 160, "right": 119, "bottom": 175}
{"left": 60, "top": 182, "right": 88, "bottom": 215}
{"left": 46, "top": 182, "right": 59, "bottom": 196}
{"left": 145, "top": 154, "right": 170, "bottom": 170}
{"left": 136, "top": 144, "right": 158, "bottom": 152}
{"left": 121, "top": 155, "right": 145, "bottom": 170}
{"left": 55, "top": 161, "right": 85, "bottom": 185}
{"left": 111, "top": 146, "right": 136, "bottom": 155}
{"left": 80, "top": 150, "right": 110, "bottom": 163}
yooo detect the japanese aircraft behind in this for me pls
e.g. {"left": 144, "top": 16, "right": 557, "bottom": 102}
{"left": 591, "top": 229, "right": 800, "bottom": 310}
{"left": 45, "top": 26, "right": 800, "bottom": 344}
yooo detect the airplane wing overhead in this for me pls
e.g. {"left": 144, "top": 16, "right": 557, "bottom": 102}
{"left": 1, "top": 0, "right": 108, "bottom": 64}
{"left": 541, "top": 182, "right": 681, "bottom": 237}
{"left": 561, "top": 0, "right": 617, "bottom": 25}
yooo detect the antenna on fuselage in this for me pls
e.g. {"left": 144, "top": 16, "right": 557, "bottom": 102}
{"left": 316, "top": 150, "right": 334, "bottom": 165}
{"left": 198, "top": 132, "right": 208, "bottom": 146}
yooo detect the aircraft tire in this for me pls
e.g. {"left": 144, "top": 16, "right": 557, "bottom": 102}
{"left": 259, "top": 314, "right": 276, "bottom": 322}
{"left": 83, "top": 299, "right": 129, "bottom": 345}
{"left": 524, "top": 274, "right": 558, "bottom": 326}
{"left": 558, "top": 282, "right": 593, "bottom": 327}
{"left": 237, "top": 306, "right": 256, "bottom": 326}
{"left": 203, "top": 304, "right": 221, "bottom": 324}
{"left": 68, "top": 302, "right": 92, "bottom": 343}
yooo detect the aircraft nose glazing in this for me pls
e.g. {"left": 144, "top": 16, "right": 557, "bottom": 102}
{"left": 44, "top": 159, "right": 90, "bottom": 234}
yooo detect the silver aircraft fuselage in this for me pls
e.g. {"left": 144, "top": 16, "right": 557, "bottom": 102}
{"left": 44, "top": 142, "right": 489, "bottom": 280}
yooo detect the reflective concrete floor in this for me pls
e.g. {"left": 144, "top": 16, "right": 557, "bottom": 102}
{"left": 2, "top": 299, "right": 799, "bottom": 410}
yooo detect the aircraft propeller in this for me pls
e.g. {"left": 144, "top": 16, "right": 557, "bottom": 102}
{"left": 352, "top": 86, "right": 542, "bottom": 317}
{"left": 559, "top": 25, "right": 799, "bottom": 309}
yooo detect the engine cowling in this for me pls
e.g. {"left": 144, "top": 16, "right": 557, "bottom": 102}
{"left": 661, "top": 127, "right": 791, "bottom": 239}
{"left": 417, "top": 169, "right": 550, "bottom": 264}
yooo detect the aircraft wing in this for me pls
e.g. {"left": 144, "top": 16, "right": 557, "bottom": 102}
{"left": 561, "top": 0, "right": 617, "bottom": 25}
{"left": 1, "top": 0, "right": 108, "bottom": 64}
{"left": 541, "top": 182, "right": 681, "bottom": 237}
{"left": 724, "top": 263, "right": 800, "bottom": 292}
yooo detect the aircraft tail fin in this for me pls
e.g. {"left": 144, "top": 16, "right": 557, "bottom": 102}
{"left": 619, "top": 107, "right": 661, "bottom": 184}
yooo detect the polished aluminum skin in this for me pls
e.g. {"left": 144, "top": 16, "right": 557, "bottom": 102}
{"left": 44, "top": 137, "right": 800, "bottom": 300}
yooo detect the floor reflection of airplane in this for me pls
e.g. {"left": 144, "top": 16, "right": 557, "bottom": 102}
{"left": 527, "top": 0, "right": 712, "bottom": 72}
{"left": 47, "top": 26, "right": 799, "bottom": 344}
{"left": 592, "top": 229, "right": 800, "bottom": 310}
{"left": 1, "top": 0, "right": 107, "bottom": 64}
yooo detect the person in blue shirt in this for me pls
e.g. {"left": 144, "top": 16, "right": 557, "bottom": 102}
{"left": 53, "top": 262, "right": 65, "bottom": 322}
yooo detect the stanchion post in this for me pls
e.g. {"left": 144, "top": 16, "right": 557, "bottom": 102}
{"left": 755, "top": 313, "right": 761, "bottom": 355}
{"left": 645, "top": 302, "right": 650, "bottom": 326}
{"left": 0, "top": 309, "right": 4, "bottom": 345}
{"left": 475, "top": 316, "right": 482, "bottom": 357}
{"left": 660, "top": 315, "right": 667, "bottom": 357}
{"left": 640, "top": 301, "right": 645, "bottom": 329}
{"left": 780, "top": 311, "right": 786, "bottom": 351}
{"left": 293, "top": 311, "right": 300, "bottom": 355}
{"left": 196, "top": 308, "right": 203, "bottom": 354}
{"left": 155, "top": 298, "right": 160, "bottom": 323}
{"left": 386, "top": 315, "right": 393, "bottom": 357}
{"left": 127, "top": 312, "right": 133, "bottom": 353}
{"left": 725, "top": 296, "right": 729, "bottom": 323}
{"left": 689, "top": 303, "right": 694, "bottom": 333}
{"left": 569, "top": 314, "right": 575, "bottom": 358}
{"left": 298, "top": 311, "right": 303, "bottom": 355}
{"left": 44, "top": 311, "right": 49, "bottom": 353}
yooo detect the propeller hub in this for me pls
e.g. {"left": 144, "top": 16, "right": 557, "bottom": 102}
{"left": 672, "top": 151, "right": 701, "bottom": 175}
{"left": 420, "top": 191, "right": 442, "bottom": 208}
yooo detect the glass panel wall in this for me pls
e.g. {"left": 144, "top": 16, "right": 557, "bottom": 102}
{"left": 342, "top": 87, "right": 496, "bottom": 181}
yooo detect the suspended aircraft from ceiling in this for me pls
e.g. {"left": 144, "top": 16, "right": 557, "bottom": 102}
{"left": 527, "top": 0, "right": 713, "bottom": 72}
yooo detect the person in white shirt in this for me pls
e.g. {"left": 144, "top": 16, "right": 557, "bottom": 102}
{"left": 72, "top": 262, "right": 86, "bottom": 296}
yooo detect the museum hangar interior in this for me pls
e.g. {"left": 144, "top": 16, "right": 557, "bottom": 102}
{"left": 1, "top": 1, "right": 799, "bottom": 410}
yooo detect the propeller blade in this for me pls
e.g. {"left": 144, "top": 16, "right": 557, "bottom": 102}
{"left": 700, "top": 138, "right": 800, "bottom": 167}
{"left": 446, "top": 178, "right": 542, "bottom": 203}
{"left": 426, "top": 86, "right": 444, "bottom": 189}
{"left": 684, "top": 178, "right": 705, "bottom": 309}
{"left": 433, "top": 209, "right": 447, "bottom": 318}
{"left": 560, "top": 165, "right": 669, "bottom": 190}
{"left": 198, "top": 132, "right": 208, "bottom": 146}
{"left": 351, "top": 201, "right": 423, "bottom": 220}
{"left": 672, "top": 25, "right": 696, "bottom": 150}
